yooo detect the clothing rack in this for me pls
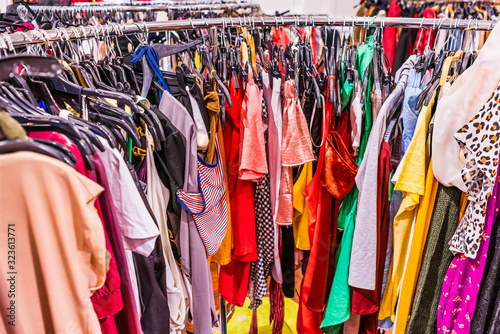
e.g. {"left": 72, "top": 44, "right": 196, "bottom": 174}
{"left": 2, "top": 15, "right": 496, "bottom": 48}
{"left": 405, "top": 0, "right": 500, "bottom": 3}
{"left": 22, "top": 2, "right": 261, "bottom": 15}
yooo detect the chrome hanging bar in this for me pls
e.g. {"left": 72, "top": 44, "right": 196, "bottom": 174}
{"left": 21, "top": 2, "right": 261, "bottom": 14}
{"left": 2, "top": 15, "right": 496, "bottom": 47}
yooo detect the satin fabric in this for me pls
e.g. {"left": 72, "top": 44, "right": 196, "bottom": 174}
{"left": 219, "top": 78, "right": 257, "bottom": 307}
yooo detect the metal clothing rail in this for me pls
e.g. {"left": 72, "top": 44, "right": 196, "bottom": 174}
{"left": 68, "top": 0, "right": 255, "bottom": 5}
{"left": 406, "top": 0, "right": 500, "bottom": 3}
{"left": 22, "top": 2, "right": 261, "bottom": 14}
{"left": 2, "top": 15, "right": 496, "bottom": 47}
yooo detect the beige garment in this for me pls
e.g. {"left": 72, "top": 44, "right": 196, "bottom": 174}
{"left": 0, "top": 152, "right": 106, "bottom": 334}
{"left": 432, "top": 23, "right": 500, "bottom": 192}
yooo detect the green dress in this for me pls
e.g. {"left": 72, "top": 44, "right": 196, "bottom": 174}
{"left": 321, "top": 35, "right": 376, "bottom": 334}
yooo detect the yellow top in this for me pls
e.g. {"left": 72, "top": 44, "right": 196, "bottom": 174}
{"left": 292, "top": 161, "right": 313, "bottom": 250}
{"left": 379, "top": 92, "right": 436, "bottom": 321}
{"left": 393, "top": 159, "right": 438, "bottom": 333}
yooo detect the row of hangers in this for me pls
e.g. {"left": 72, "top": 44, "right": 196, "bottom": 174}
{"left": 0, "top": 12, "right": 493, "bottom": 168}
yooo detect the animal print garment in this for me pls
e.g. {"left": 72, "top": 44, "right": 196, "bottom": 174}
{"left": 450, "top": 85, "right": 500, "bottom": 258}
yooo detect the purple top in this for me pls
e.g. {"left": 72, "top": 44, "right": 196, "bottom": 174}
{"left": 92, "top": 153, "right": 143, "bottom": 334}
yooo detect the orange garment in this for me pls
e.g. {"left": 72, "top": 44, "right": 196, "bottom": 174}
{"left": 0, "top": 152, "right": 106, "bottom": 334}
{"left": 211, "top": 120, "right": 233, "bottom": 266}
{"left": 238, "top": 70, "right": 268, "bottom": 182}
{"left": 277, "top": 80, "right": 315, "bottom": 226}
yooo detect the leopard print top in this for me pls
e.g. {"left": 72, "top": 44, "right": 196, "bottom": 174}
{"left": 450, "top": 85, "right": 500, "bottom": 258}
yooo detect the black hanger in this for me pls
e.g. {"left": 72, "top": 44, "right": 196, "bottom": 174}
{"left": 0, "top": 83, "right": 42, "bottom": 116}
{"left": 68, "top": 115, "right": 117, "bottom": 149}
{"left": 32, "top": 137, "right": 78, "bottom": 165}
{"left": 201, "top": 49, "right": 233, "bottom": 108}
{"left": 0, "top": 139, "right": 76, "bottom": 169}
{"left": 108, "top": 126, "right": 129, "bottom": 159}
{"left": 77, "top": 126, "right": 106, "bottom": 152}
{"left": 27, "top": 78, "right": 63, "bottom": 115}
{"left": 88, "top": 110, "right": 141, "bottom": 148}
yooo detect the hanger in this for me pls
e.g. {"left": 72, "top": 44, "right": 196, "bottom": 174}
{"left": 0, "top": 139, "right": 76, "bottom": 168}
{"left": 32, "top": 137, "right": 78, "bottom": 163}
{"left": 12, "top": 115, "right": 96, "bottom": 170}
{"left": 68, "top": 115, "right": 117, "bottom": 149}
{"left": 201, "top": 49, "right": 233, "bottom": 108}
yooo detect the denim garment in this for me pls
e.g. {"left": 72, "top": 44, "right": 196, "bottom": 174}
{"left": 402, "top": 69, "right": 423, "bottom": 153}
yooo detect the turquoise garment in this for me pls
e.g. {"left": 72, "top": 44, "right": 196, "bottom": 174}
{"left": 321, "top": 35, "right": 376, "bottom": 333}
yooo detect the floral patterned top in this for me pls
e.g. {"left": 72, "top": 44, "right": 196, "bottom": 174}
{"left": 437, "top": 158, "right": 500, "bottom": 334}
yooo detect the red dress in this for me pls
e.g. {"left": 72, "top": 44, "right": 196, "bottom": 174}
{"left": 219, "top": 78, "right": 258, "bottom": 307}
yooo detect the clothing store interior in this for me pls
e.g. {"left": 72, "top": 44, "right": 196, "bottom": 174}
{"left": 3, "top": 0, "right": 500, "bottom": 333}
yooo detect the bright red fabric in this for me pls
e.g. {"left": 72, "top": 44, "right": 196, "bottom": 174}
{"left": 298, "top": 82, "right": 335, "bottom": 334}
{"left": 413, "top": 8, "right": 437, "bottom": 55}
{"left": 219, "top": 78, "right": 257, "bottom": 306}
{"left": 383, "top": 0, "right": 402, "bottom": 69}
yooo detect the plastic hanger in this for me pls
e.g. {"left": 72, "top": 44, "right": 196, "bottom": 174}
{"left": 32, "top": 137, "right": 78, "bottom": 164}
{"left": 68, "top": 115, "right": 117, "bottom": 149}
{"left": 0, "top": 139, "right": 76, "bottom": 169}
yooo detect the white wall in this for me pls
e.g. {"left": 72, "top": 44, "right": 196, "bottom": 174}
{"left": 257, "top": 0, "right": 359, "bottom": 16}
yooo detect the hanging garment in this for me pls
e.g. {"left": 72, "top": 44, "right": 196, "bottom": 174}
{"left": 262, "top": 71, "right": 284, "bottom": 283}
{"left": 293, "top": 161, "right": 313, "bottom": 250}
{"left": 437, "top": 171, "right": 500, "bottom": 334}
{"left": 145, "top": 141, "right": 189, "bottom": 333}
{"left": 471, "top": 208, "right": 500, "bottom": 333}
{"left": 449, "top": 83, "right": 500, "bottom": 258}
{"left": 350, "top": 81, "right": 363, "bottom": 156}
{"left": 249, "top": 92, "right": 275, "bottom": 309}
{"left": 379, "top": 89, "right": 436, "bottom": 321}
{"left": 378, "top": 190, "right": 404, "bottom": 331}
{"left": 0, "top": 152, "right": 106, "bottom": 334}
{"left": 158, "top": 92, "right": 218, "bottom": 333}
{"left": 249, "top": 174, "right": 275, "bottom": 309}
{"left": 210, "top": 118, "right": 234, "bottom": 266}
{"left": 28, "top": 131, "right": 123, "bottom": 331}
{"left": 239, "top": 70, "right": 268, "bottom": 181}
{"left": 177, "top": 141, "right": 229, "bottom": 256}
{"left": 92, "top": 153, "right": 143, "bottom": 334}
{"left": 401, "top": 69, "right": 423, "bottom": 153}
{"left": 405, "top": 185, "right": 465, "bottom": 334}
{"left": 383, "top": 0, "right": 402, "bottom": 68}
{"left": 357, "top": 140, "right": 391, "bottom": 333}
{"left": 413, "top": 8, "right": 437, "bottom": 55}
{"left": 299, "top": 84, "right": 334, "bottom": 334}
{"left": 277, "top": 79, "right": 315, "bottom": 226}
{"left": 96, "top": 140, "right": 160, "bottom": 258}
{"left": 350, "top": 55, "right": 417, "bottom": 291}
{"left": 281, "top": 225, "right": 296, "bottom": 298}
{"left": 433, "top": 23, "right": 500, "bottom": 193}
{"left": 219, "top": 77, "right": 256, "bottom": 307}
{"left": 392, "top": 159, "right": 439, "bottom": 334}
